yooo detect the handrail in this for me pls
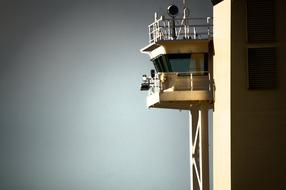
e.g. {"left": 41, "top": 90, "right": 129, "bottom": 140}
{"left": 148, "top": 17, "right": 213, "bottom": 43}
{"left": 148, "top": 72, "right": 214, "bottom": 96}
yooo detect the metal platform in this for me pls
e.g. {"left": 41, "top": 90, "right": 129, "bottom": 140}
{"left": 146, "top": 72, "right": 214, "bottom": 109}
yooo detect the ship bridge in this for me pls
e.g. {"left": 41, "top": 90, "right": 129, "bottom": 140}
{"left": 140, "top": 6, "right": 215, "bottom": 110}
{"left": 139, "top": 4, "right": 215, "bottom": 190}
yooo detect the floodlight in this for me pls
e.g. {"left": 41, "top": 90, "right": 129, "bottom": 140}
{"left": 167, "top": 5, "right": 179, "bottom": 17}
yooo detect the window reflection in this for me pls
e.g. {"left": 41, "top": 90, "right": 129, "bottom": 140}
{"left": 152, "top": 53, "right": 208, "bottom": 73}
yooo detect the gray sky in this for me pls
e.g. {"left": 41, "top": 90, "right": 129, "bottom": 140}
{"left": 0, "top": 0, "right": 212, "bottom": 189}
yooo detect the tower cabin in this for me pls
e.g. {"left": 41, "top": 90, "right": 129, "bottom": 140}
{"left": 140, "top": 5, "right": 215, "bottom": 110}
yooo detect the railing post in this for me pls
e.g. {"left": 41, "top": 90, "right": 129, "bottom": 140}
{"left": 193, "top": 27, "right": 197, "bottom": 39}
{"left": 208, "top": 73, "right": 211, "bottom": 91}
{"left": 147, "top": 17, "right": 213, "bottom": 42}
{"left": 168, "top": 21, "right": 171, "bottom": 40}
{"left": 207, "top": 17, "right": 210, "bottom": 38}
{"left": 148, "top": 26, "right": 151, "bottom": 43}
{"left": 191, "top": 73, "right": 193, "bottom": 91}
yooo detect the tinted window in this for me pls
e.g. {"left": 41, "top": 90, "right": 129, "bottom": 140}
{"left": 152, "top": 53, "right": 208, "bottom": 73}
{"left": 168, "top": 54, "right": 191, "bottom": 72}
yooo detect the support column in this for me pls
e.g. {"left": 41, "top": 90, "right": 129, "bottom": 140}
{"left": 190, "top": 104, "right": 210, "bottom": 190}
{"left": 201, "top": 105, "right": 210, "bottom": 190}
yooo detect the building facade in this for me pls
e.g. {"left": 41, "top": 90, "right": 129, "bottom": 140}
{"left": 213, "top": 0, "right": 286, "bottom": 189}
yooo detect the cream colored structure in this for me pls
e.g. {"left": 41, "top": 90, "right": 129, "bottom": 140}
{"left": 212, "top": 0, "right": 231, "bottom": 190}
{"left": 142, "top": 40, "right": 214, "bottom": 110}
{"left": 213, "top": 0, "right": 286, "bottom": 189}
{"left": 140, "top": 5, "right": 214, "bottom": 190}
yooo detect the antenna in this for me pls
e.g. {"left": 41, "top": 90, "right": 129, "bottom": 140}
{"left": 182, "top": 0, "right": 190, "bottom": 39}
{"left": 183, "top": 0, "right": 190, "bottom": 18}
{"left": 154, "top": 12, "right": 158, "bottom": 22}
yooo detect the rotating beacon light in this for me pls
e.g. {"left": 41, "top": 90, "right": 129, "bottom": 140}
{"left": 139, "top": 3, "right": 214, "bottom": 190}
{"left": 167, "top": 5, "right": 179, "bottom": 39}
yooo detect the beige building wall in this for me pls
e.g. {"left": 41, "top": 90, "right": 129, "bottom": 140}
{"left": 214, "top": 0, "right": 286, "bottom": 189}
{"left": 231, "top": 0, "right": 286, "bottom": 189}
{"left": 213, "top": 0, "right": 231, "bottom": 190}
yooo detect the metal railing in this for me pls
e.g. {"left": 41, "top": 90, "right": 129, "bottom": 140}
{"left": 147, "top": 74, "right": 161, "bottom": 96}
{"left": 148, "top": 72, "right": 214, "bottom": 96}
{"left": 148, "top": 17, "right": 213, "bottom": 44}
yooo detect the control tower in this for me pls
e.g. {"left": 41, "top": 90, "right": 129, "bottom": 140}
{"left": 140, "top": 3, "right": 214, "bottom": 190}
